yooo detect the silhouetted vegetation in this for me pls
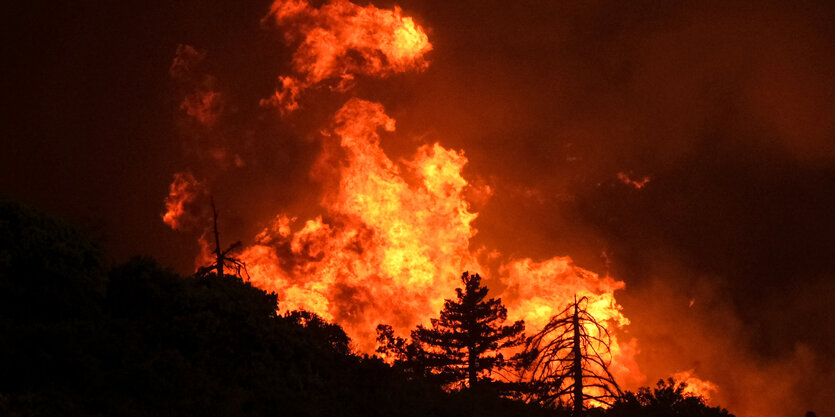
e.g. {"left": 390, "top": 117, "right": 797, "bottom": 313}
{"left": 520, "top": 296, "right": 621, "bottom": 412}
{"left": 0, "top": 200, "right": 736, "bottom": 416}
{"left": 195, "top": 198, "right": 248, "bottom": 279}
{"left": 604, "top": 379, "right": 733, "bottom": 417}
{"left": 378, "top": 272, "right": 525, "bottom": 389}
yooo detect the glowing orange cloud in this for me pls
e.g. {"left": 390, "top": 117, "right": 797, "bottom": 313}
{"left": 180, "top": 89, "right": 223, "bottom": 126}
{"left": 617, "top": 172, "right": 651, "bottom": 189}
{"left": 673, "top": 369, "right": 720, "bottom": 403}
{"left": 162, "top": 172, "right": 211, "bottom": 232}
{"left": 169, "top": 44, "right": 224, "bottom": 126}
{"left": 169, "top": 44, "right": 205, "bottom": 81}
{"left": 262, "top": 0, "right": 432, "bottom": 112}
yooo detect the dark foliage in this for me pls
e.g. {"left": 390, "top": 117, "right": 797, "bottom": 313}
{"left": 386, "top": 272, "right": 526, "bottom": 388}
{"left": 0, "top": 201, "right": 555, "bottom": 417}
{"left": 602, "top": 378, "right": 734, "bottom": 417}
{"left": 0, "top": 201, "right": 741, "bottom": 417}
{"left": 376, "top": 323, "right": 429, "bottom": 378}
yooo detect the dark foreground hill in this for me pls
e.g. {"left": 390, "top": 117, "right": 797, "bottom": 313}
{"left": 0, "top": 200, "right": 733, "bottom": 417}
{"left": 0, "top": 200, "right": 555, "bottom": 417}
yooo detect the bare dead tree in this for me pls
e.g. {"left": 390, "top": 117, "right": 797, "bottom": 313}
{"left": 520, "top": 296, "right": 621, "bottom": 415}
{"left": 196, "top": 198, "right": 249, "bottom": 279}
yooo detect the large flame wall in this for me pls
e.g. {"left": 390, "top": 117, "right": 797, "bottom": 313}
{"left": 159, "top": 0, "right": 740, "bottom": 403}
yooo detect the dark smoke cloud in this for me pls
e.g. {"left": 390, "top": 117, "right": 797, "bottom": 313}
{"left": 386, "top": 1, "right": 835, "bottom": 415}
{"left": 3, "top": 0, "right": 834, "bottom": 415}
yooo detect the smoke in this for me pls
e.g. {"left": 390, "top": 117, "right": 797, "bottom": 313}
{"left": 3, "top": 0, "right": 831, "bottom": 415}
{"left": 162, "top": 2, "right": 642, "bottom": 382}
{"left": 150, "top": 0, "right": 835, "bottom": 415}
{"left": 377, "top": 2, "right": 834, "bottom": 415}
{"left": 170, "top": 44, "right": 224, "bottom": 127}
{"left": 619, "top": 266, "right": 834, "bottom": 416}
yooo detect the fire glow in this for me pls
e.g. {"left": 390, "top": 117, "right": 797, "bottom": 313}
{"left": 261, "top": 0, "right": 432, "bottom": 112}
{"left": 162, "top": 0, "right": 721, "bottom": 404}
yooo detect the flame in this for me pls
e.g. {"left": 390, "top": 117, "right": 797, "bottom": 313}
{"left": 241, "top": 98, "right": 478, "bottom": 349}
{"left": 617, "top": 172, "right": 651, "bottom": 189}
{"left": 167, "top": 0, "right": 645, "bottom": 396}
{"left": 262, "top": 0, "right": 432, "bottom": 111}
{"left": 237, "top": 98, "right": 642, "bottom": 392}
{"left": 672, "top": 369, "right": 719, "bottom": 402}
{"left": 162, "top": 172, "right": 210, "bottom": 231}
{"left": 501, "top": 257, "right": 643, "bottom": 386}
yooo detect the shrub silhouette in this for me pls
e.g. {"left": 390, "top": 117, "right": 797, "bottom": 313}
{"left": 605, "top": 378, "right": 734, "bottom": 417}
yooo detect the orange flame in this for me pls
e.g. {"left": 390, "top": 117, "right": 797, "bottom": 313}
{"left": 262, "top": 0, "right": 432, "bottom": 111}
{"left": 167, "top": 0, "right": 646, "bottom": 396}
{"left": 162, "top": 172, "right": 210, "bottom": 231}
{"left": 501, "top": 257, "right": 643, "bottom": 386}
{"left": 238, "top": 99, "right": 642, "bottom": 392}
{"left": 617, "top": 172, "right": 651, "bottom": 189}
{"left": 672, "top": 369, "right": 719, "bottom": 402}
{"left": 242, "top": 98, "right": 477, "bottom": 349}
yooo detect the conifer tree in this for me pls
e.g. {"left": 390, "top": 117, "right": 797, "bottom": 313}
{"left": 411, "top": 272, "right": 525, "bottom": 388}
{"left": 520, "top": 296, "right": 621, "bottom": 414}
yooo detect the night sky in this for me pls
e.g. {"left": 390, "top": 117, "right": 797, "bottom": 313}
{"left": 3, "top": 0, "right": 834, "bottom": 415}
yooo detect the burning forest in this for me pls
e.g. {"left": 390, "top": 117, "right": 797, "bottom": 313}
{"left": 156, "top": 0, "right": 752, "bottom": 411}
{"left": 3, "top": 0, "right": 834, "bottom": 416}
{"left": 164, "top": 0, "right": 646, "bottom": 395}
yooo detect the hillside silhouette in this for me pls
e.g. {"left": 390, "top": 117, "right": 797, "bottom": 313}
{"left": 0, "top": 200, "right": 734, "bottom": 416}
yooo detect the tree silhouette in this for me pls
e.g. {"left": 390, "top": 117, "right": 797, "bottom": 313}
{"left": 520, "top": 296, "right": 621, "bottom": 414}
{"left": 607, "top": 378, "right": 733, "bottom": 417}
{"left": 376, "top": 323, "right": 429, "bottom": 378}
{"left": 196, "top": 198, "right": 249, "bottom": 279}
{"left": 0, "top": 200, "right": 744, "bottom": 417}
{"left": 410, "top": 272, "right": 525, "bottom": 388}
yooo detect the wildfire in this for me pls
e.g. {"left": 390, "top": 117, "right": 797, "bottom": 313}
{"left": 262, "top": 0, "right": 432, "bottom": 112}
{"left": 160, "top": 0, "right": 704, "bottom": 402}
{"left": 235, "top": 96, "right": 643, "bottom": 392}
{"left": 162, "top": 172, "right": 210, "bottom": 231}
{"left": 672, "top": 369, "right": 719, "bottom": 402}
{"left": 241, "top": 98, "right": 479, "bottom": 350}
{"left": 501, "top": 257, "right": 642, "bottom": 386}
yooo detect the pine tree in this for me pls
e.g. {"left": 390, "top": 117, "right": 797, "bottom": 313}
{"left": 520, "top": 296, "right": 621, "bottom": 414}
{"left": 411, "top": 272, "right": 525, "bottom": 388}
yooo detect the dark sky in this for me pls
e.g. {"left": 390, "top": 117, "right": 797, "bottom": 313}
{"left": 3, "top": 0, "right": 835, "bottom": 415}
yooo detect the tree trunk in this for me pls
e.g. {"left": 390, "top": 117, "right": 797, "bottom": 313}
{"left": 572, "top": 300, "right": 583, "bottom": 415}
{"left": 468, "top": 342, "right": 477, "bottom": 388}
{"left": 211, "top": 198, "right": 223, "bottom": 278}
